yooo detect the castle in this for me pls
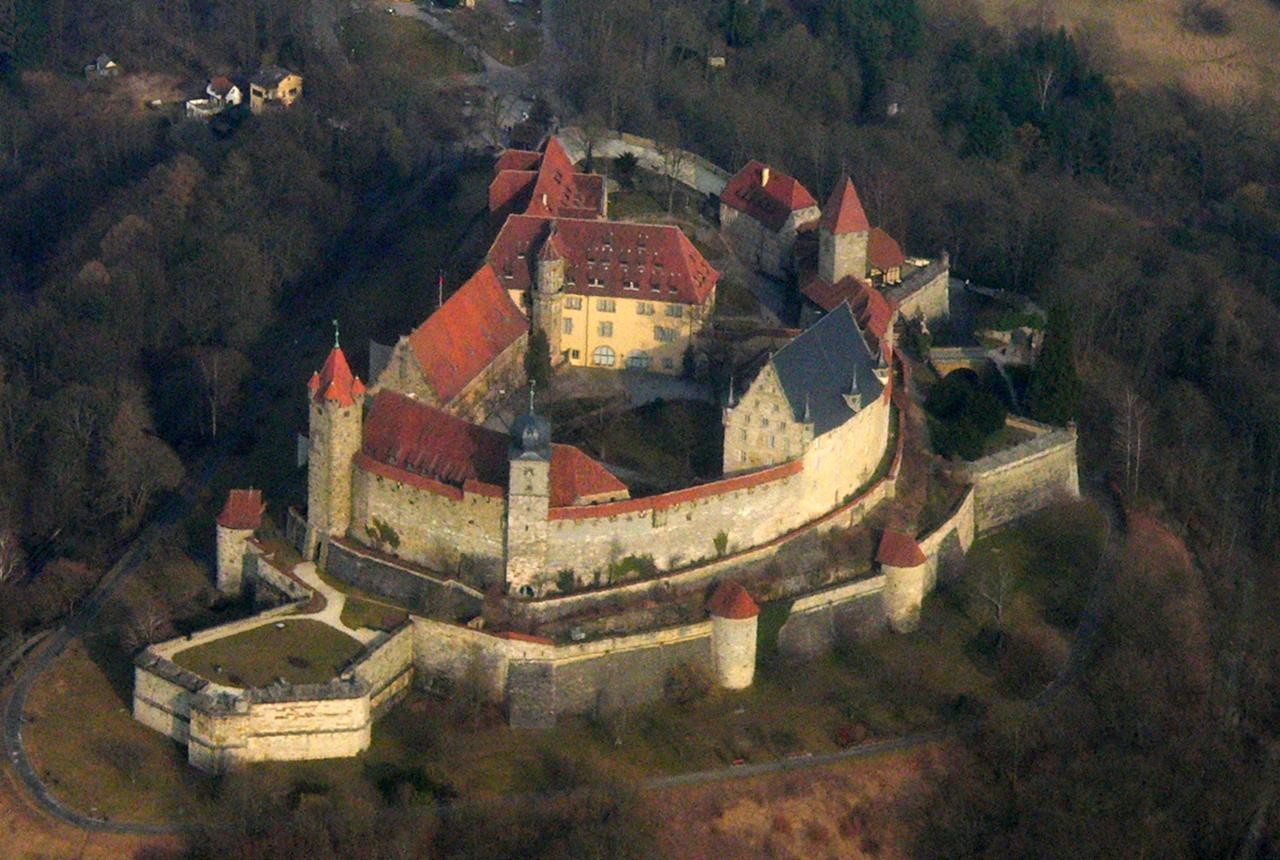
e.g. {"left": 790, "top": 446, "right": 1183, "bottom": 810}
{"left": 133, "top": 134, "right": 1080, "bottom": 769}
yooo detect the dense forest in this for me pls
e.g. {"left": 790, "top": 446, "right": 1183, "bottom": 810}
{"left": 2, "top": 0, "right": 1280, "bottom": 855}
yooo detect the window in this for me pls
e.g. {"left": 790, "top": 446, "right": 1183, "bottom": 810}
{"left": 740, "top": 428, "right": 747, "bottom": 441}
{"left": 565, "top": 296, "right": 583, "bottom": 310}
{"left": 666, "top": 304, "right": 684, "bottom": 318}
{"left": 571, "top": 349, "right": 581, "bottom": 359}
{"left": 563, "top": 319, "right": 573, "bottom": 335}
{"left": 588, "top": 277, "right": 604, "bottom": 289}
{"left": 769, "top": 435, "right": 776, "bottom": 449}
{"left": 761, "top": 419, "right": 769, "bottom": 428}
{"left": 592, "top": 345, "right": 616, "bottom": 367}
{"left": 654, "top": 325, "right": 677, "bottom": 343}
{"left": 597, "top": 298, "right": 616, "bottom": 312}
{"left": 637, "top": 302, "right": 655, "bottom": 315}
{"left": 739, "top": 451, "right": 746, "bottom": 463}
{"left": 626, "top": 351, "right": 651, "bottom": 370}
{"left": 598, "top": 321, "right": 613, "bottom": 337}
{"left": 623, "top": 280, "right": 639, "bottom": 291}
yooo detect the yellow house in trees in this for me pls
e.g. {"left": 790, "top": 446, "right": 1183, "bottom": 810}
{"left": 249, "top": 68, "right": 303, "bottom": 114}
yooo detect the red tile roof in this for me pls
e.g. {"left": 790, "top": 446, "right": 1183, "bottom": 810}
{"left": 820, "top": 176, "right": 870, "bottom": 235}
{"left": 360, "top": 390, "right": 623, "bottom": 506}
{"left": 868, "top": 227, "right": 905, "bottom": 271}
{"left": 363, "top": 390, "right": 509, "bottom": 488}
{"left": 407, "top": 264, "right": 528, "bottom": 404}
{"left": 209, "top": 75, "right": 235, "bottom": 96}
{"left": 707, "top": 580, "right": 760, "bottom": 619}
{"left": 721, "top": 160, "right": 818, "bottom": 232}
{"left": 308, "top": 346, "right": 365, "bottom": 407}
{"left": 876, "top": 531, "right": 926, "bottom": 567}
{"left": 218, "top": 488, "right": 265, "bottom": 530}
{"left": 489, "top": 137, "right": 606, "bottom": 220}
{"left": 550, "top": 444, "right": 628, "bottom": 506}
{"left": 800, "top": 275, "right": 896, "bottom": 344}
{"left": 489, "top": 215, "right": 719, "bottom": 305}
{"left": 495, "top": 630, "right": 555, "bottom": 645}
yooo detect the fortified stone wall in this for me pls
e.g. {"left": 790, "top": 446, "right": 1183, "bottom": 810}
{"left": 557, "top": 127, "right": 731, "bottom": 197}
{"left": 325, "top": 539, "right": 484, "bottom": 620}
{"left": 887, "top": 260, "right": 950, "bottom": 326}
{"left": 350, "top": 464, "right": 506, "bottom": 586}
{"left": 776, "top": 576, "right": 887, "bottom": 660}
{"left": 136, "top": 622, "right": 415, "bottom": 772}
{"left": 412, "top": 617, "right": 715, "bottom": 728}
{"left": 245, "top": 544, "right": 311, "bottom": 605}
{"left": 963, "top": 426, "right": 1079, "bottom": 532}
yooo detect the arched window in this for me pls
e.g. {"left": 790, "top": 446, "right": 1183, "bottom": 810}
{"left": 626, "top": 351, "right": 651, "bottom": 370}
{"left": 592, "top": 345, "right": 616, "bottom": 367}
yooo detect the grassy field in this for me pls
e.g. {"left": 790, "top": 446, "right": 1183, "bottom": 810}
{"left": 172, "top": 619, "right": 364, "bottom": 688}
{"left": 342, "top": 11, "right": 478, "bottom": 80}
{"left": 559, "top": 399, "right": 723, "bottom": 491}
{"left": 961, "top": 0, "right": 1280, "bottom": 102}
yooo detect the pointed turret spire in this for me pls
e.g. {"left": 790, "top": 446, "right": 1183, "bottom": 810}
{"left": 309, "top": 326, "right": 365, "bottom": 407}
{"left": 820, "top": 176, "right": 870, "bottom": 235}
{"left": 803, "top": 393, "right": 811, "bottom": 423}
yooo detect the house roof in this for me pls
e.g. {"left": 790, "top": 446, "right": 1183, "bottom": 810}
{"left": 876, "top": 531, "right": 926, "bottom": 567}
{"left": 209, "top": 76, "right": 236, "bottom": 96}
{"left": 799, "top": 274, "right": 896, "bottom": 348}
{"left": 407, "top": 264, "right": 528, "bottom": 404}
{"left": 251, "top": 67, "right": 294, "bottom": 87}
{"left": 721, "top": 160, "right": 818, "bottom": 232}
{"left": 361, "top": 390, "right": 624, "bottom": 506}
{"left": 218, "top": 489, "right": 265, "bottom": 530}
{"left": 489, "top": 137, "right": 605, "bottom": 220}
{"left": 868, "top": 227, "right": 905, "bottom": 271}
{"left": 820, "top": 176, "right": 870, "bottom": 235}
{"left": 308, "top": 345, "right": 365, "bottom": 407}
{"left": 770, "top": 303, "right": 884, "bottom": 436}
{"left": 706, "top": 580, "right": 760, "bottom": 619}
{"left": 488, "top": 215, "right": 719, "bottom": 305}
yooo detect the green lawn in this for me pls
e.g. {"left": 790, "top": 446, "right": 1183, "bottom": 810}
{"left": 172, "top": 619, "right": 364, "bottom": 688}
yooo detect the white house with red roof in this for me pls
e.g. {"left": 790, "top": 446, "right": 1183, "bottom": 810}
{"left": 719, "top": 160, "right": 821, "bottom": 279}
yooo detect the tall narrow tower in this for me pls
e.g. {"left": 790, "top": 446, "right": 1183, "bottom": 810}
{"left": 533, "top": 224, "right": 567, "bottom": 362}
{"left": 818, "top": 176, "right": 870, "bottom": 285}
{"left": 304, "top": 325, "right": 366, "bottom": 560}
{"left": 505, "top": 395, "right": 552, "bottom": 597}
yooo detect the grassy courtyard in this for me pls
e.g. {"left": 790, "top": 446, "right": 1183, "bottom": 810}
{"left": 172, "top": 619, "right": 365, "bottom": 688}
{"left": 342, "top": 11, "right": 479, "bottom": 80}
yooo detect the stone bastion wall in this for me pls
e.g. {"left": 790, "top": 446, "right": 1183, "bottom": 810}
{"left": 962, "top": 417, "right": 1080, "bottom": 532}
{"left": 133, "top": 622, "right": 415, "bottom": 772}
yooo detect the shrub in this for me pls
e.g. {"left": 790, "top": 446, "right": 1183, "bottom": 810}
{"left": 664, "top": 660, "right": 712, "bottom": 705}
{"left": 926, "top": 370, "right": 1008, "bottom": 459}
{"left": 555, "top": 568, "right": 575, "bottom": 593}
{"left": 1180, "top": 0, "right": 1231, "bottom": 34}
{"left": 713, "top": 531, "right": 729, "bottom": 557}
{"left": 608, "top": 554, "right": 657, "bottom": 582}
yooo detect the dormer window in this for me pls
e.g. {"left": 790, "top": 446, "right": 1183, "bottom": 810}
{"left": 588, "top": 277, "right": 604, "bottom": 288}
{"left": 623, "top": 281, "right": 639, "bottom": 291}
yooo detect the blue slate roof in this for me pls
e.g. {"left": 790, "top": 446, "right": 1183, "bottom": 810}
{"left": 771, "top": 302, "right": 883, "bottom": 436}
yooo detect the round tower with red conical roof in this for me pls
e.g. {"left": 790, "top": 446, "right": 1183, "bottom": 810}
{"left": 877, "top": 529, "right": 928, "bottom": 633}
{"left": 707, "top": 580, "right": 761, "bottom": 689}
{"left": 304, "top": 323, "right": 366, "bottom": 560}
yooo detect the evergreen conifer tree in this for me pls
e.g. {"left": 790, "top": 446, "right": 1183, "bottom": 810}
{"left": 1028, "top": 305, "right": 1079, "bottom": 425}
{"left": 525, "top": 328, "right": 552, "bottom": 391}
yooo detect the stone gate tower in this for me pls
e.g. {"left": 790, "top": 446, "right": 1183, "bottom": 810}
{"left": 505, "top": 399, "right": 552, "bottom": 597}
{"left": 533, "top": 225, "right": 566, "bottom": 362}
{"left": 304, "top": 331, "right": 365, "bottom": 560}
{"left": 818, "top": 176, "right": 870, "bottom": 285}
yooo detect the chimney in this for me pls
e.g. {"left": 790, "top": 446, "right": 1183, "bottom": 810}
{"left": 541, "top": 192, "right": 548, "bottom": 208}
{"left": 761, "top": 166, "right": 770, "bottom": 186}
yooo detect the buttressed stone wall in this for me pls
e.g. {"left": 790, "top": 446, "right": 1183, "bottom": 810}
{"left": 963, "top": 424, "right": 1079, "bottom": 532}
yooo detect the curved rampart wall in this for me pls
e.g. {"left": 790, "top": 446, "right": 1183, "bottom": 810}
{"left": 541, "top": 394, "right": 891, "bottom": 582}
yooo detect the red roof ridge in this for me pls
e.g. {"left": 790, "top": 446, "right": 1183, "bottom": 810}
{"left": 868, "top": 226, "right": 905, "bottom": 271}
{"left": 217, "top": 488, "right": 265, "bottom": 530}
{"left": 821, "top": 176, "right": 870, "bottom": 235}
{"left": 876, "top": 530, "right": 926, "bottom": 567}
{"left": 308, "top": 345, "right": 364, "bottom": 407}
{"left": 721, "top": 160, "right": 818, "bottom": 231}
{"left": 707, "top": 580, "right": 760, "bottom": 619}
{"left": 407, "top": 264, "right": 528, "bottom": 404}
